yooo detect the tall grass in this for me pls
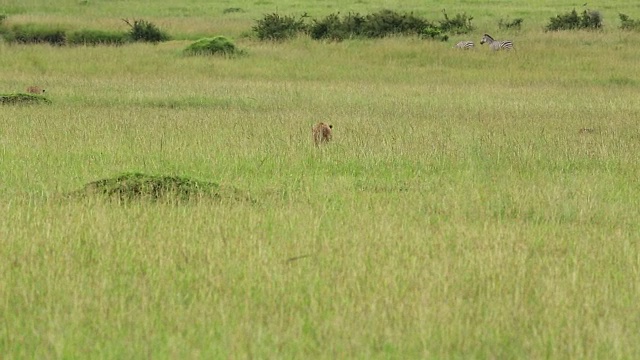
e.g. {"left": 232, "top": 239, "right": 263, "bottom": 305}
{"left": 1, "top": 1, "right": 640, "bottom": 358}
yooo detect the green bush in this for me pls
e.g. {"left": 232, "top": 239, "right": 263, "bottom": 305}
{"left": 309, "top": 12, "right": 365, "bottom": 41}
{"left": 255, "top": 10, "right": 469, "bottom": 42}
{"left": 498, "top": 18, "right": 523, "bottom": 30}
{"left": 252, "top": 13, "right": 309, "bottom": 41}
{"left": 123, "top": 19, "right": 169, "bottom": 43}
{"left": 5, "top": 23, "right": 66, "bottom": 45}
{"left": 546, "top": 9, "right": 602, "bottom": 31}
{"left": 360, "top": 10, "right": 429, "bottom": 38}
{"left": 619, "top": 13, "right": 640, "bottom": 31}
{"left": 184, "top": 36, "right": 243, "bottom": 56}
{"left": 421, "top": 24, "right": 448, "bottom": 42}
{"left": 68, "top": 29, "right": 128, "bottom": 46}
{"left": 438, "top": 10, "right": 474, "bottom": 35}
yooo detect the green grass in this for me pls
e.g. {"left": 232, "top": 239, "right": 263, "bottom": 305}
{"left": 2, "top": 1, "right": 640, "bottom": 358}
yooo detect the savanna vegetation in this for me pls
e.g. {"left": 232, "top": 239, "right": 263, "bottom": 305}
{"left": 1, "top": 0, "right": 640, "bottom": 358}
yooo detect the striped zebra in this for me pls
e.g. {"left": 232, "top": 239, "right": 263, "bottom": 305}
{"left": 480, "top": 34, "right": 513, "bottom": 51}
{"left": 454, "top": 41, "right": 474, "bottom": 49}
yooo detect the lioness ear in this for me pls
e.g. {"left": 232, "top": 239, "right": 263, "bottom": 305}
{"left": 329, "top": 125, "right": 333, "bottom": 129}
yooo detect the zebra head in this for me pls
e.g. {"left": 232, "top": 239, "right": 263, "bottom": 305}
{"left": 480, "top": 34, "right": 494, "bottom": 45}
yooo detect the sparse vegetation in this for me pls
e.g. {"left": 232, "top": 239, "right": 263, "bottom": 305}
{"left": 67, "top": 29, "right": 128, "bottom": 46}
{"left": 438, "top": 10, "right": 474, "bottom": 35}
{"left": 499, "top": 17, "right": 524, "bottom": 30}
{"left": 619, "top": 13, "right": 640, "bottom": 31}
{"left": 222, "top": 7, "right": 244, "bottom": 14}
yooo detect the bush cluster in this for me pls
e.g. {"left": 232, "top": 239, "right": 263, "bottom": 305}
{"left": 498, "top": 18, "right": 523, "bottom": 30}
{"left": 183, "top": 36, "right": 244, "bottom": 56}
{"left": 0, "top": 17, "right": 168, "bottom": 46}
{"left": 253, "top": 9, "right": 474, "bottom": 42}
{"left": 122, "top": 19, "right": 170, "bottom": 43}
{"left": 619, "top": 13, "right": 640, "bottom": 31}
{"left": 252, "top": 13, "right": 308, "bottom": 41}
{"left": 545, "top": 9, "right": 602, "bottom": 31}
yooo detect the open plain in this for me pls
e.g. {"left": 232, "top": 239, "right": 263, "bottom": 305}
{"left": 1, "top": 0, "right": 640, "bottom": 358}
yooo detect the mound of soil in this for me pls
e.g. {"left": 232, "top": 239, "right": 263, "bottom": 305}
{"left": 0, "top": 93, "right": 51, "bottom": 105}
{"left": 69, "top": 172, "right": 252, "bottom": 203}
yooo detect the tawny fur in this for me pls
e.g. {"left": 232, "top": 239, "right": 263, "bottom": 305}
{"left": 26, "top": 86, "right": 45, "bottom": 94}
{"left": 312, "top": 122, "right": 333, "bottom": 146}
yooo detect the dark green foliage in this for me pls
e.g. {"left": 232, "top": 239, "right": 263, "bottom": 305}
{"left": 308, "top": 12, "right": 365, "bottom": 41}
{"left": 360, "top": 9, "right": 429, "bottom": 38}
{"left": 5, "top": 24, "right": 66, "bottom": 45}
{"left": 546, "top": 9, "right": 603, "bottom": 31}
{"left": 70, "top": 172, "right": 253, "bottom": 203}
{"left": 619, "top": 13, "right": 640, "bottom": 31}
{"left": 67, "top": 29, "right": 128, "bottom": 46}
{"left": 0, "top": 14, "right": 6, "bottom": 26}
{"left": 252, "top": 13, "right": 308, "bottom": 41}
{"left": 308, "top": 10, "right": 456, "bottom": 41}
{"left": 184, "top": 36, "right": 243, "bottom": 56}
{"left": 499, "top": 18, "right": 523, "bottom": 30}
{"left": 438, "top": 10, "right": 474, "bottom": 35}
{"left": 0, "top": 93, "right": 51, "bottom": 105}
{"left": 122, "top": 18, "right": 169, "bottom": 43}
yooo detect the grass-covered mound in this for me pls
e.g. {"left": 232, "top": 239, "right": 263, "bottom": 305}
{"left": 0, "top": 93, "right": 51, "bottom": 105}
{"left": 183, "top": 36, "right": 243, "bottom": 56}
{"left": 69, "top": 172, "right": 252, "bottom": 203}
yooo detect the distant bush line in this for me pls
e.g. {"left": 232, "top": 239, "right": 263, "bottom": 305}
{"left": 0, "top": 18, "right": 168, "bottom": 46}
{"left": 252, "top": 10, "right": 475, "bottom": 42}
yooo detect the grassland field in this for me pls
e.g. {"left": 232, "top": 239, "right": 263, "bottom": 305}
{"left": 1, "top": 0, "right": 640, "bottom": 358}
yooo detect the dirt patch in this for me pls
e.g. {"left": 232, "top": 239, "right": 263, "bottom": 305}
{"left": 0, "top": 93, "right": 51, "bottom": 105}
{"left": 68, "top": 172, "right": 253, "bottom": 203}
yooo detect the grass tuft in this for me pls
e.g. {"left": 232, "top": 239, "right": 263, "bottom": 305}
{"left": 67, "top": 172, "right": 253, "bottom": 203}
{"left": 0, "top": 93, "right": 51, "bottom": 105}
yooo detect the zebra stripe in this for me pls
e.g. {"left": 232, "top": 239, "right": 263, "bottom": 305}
{"left": 480, "top": 34, "right": 513, "bottom": 51}
{"left": 454, "top": 41, "right": 474, "bottom": 49}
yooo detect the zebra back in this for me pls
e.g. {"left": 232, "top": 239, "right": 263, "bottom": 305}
{"left": 454, "top": 41, "right": 474, "bottom": 49}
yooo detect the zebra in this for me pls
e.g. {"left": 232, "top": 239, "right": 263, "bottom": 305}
{"left": 480, "top": 34, "right": 513, "bottom": 51}
{"left": 454, "top": 41, "right": 474, "bottom": 49}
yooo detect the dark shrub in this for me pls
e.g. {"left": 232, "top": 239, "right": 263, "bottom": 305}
{"left": 123, "top": 19, "right": 169, "bottom": 43}
{"left": 619, "top": 13, "right": 640, "bottom": 31}
{"left": 6, "top": 24, "right": 66, "bottom": 45}
{"left": 0, "top": 93, "right": 51, "bottom": 105}
{"left": 252, "top": 13, "right": 308, "bottom": 41}
{"left": 309, "top": 12, "right": 366, "bottom": 41}
{"left": 438, "top": 10, "right": 474, "bottom": 34}
{"left": 498, "top": 18, "right": 523, "bottom": 30}
{"left": 184, "top": 36, "right": 243, "bottom": 56}
{"left": 546, "top": 9, "right": 602, "bottom": 31}
{"left": 361, "top": 9, "right": 429, "bottom": 38}
{"left": 68, "top": 29, "right": 128, "bottom": 46}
